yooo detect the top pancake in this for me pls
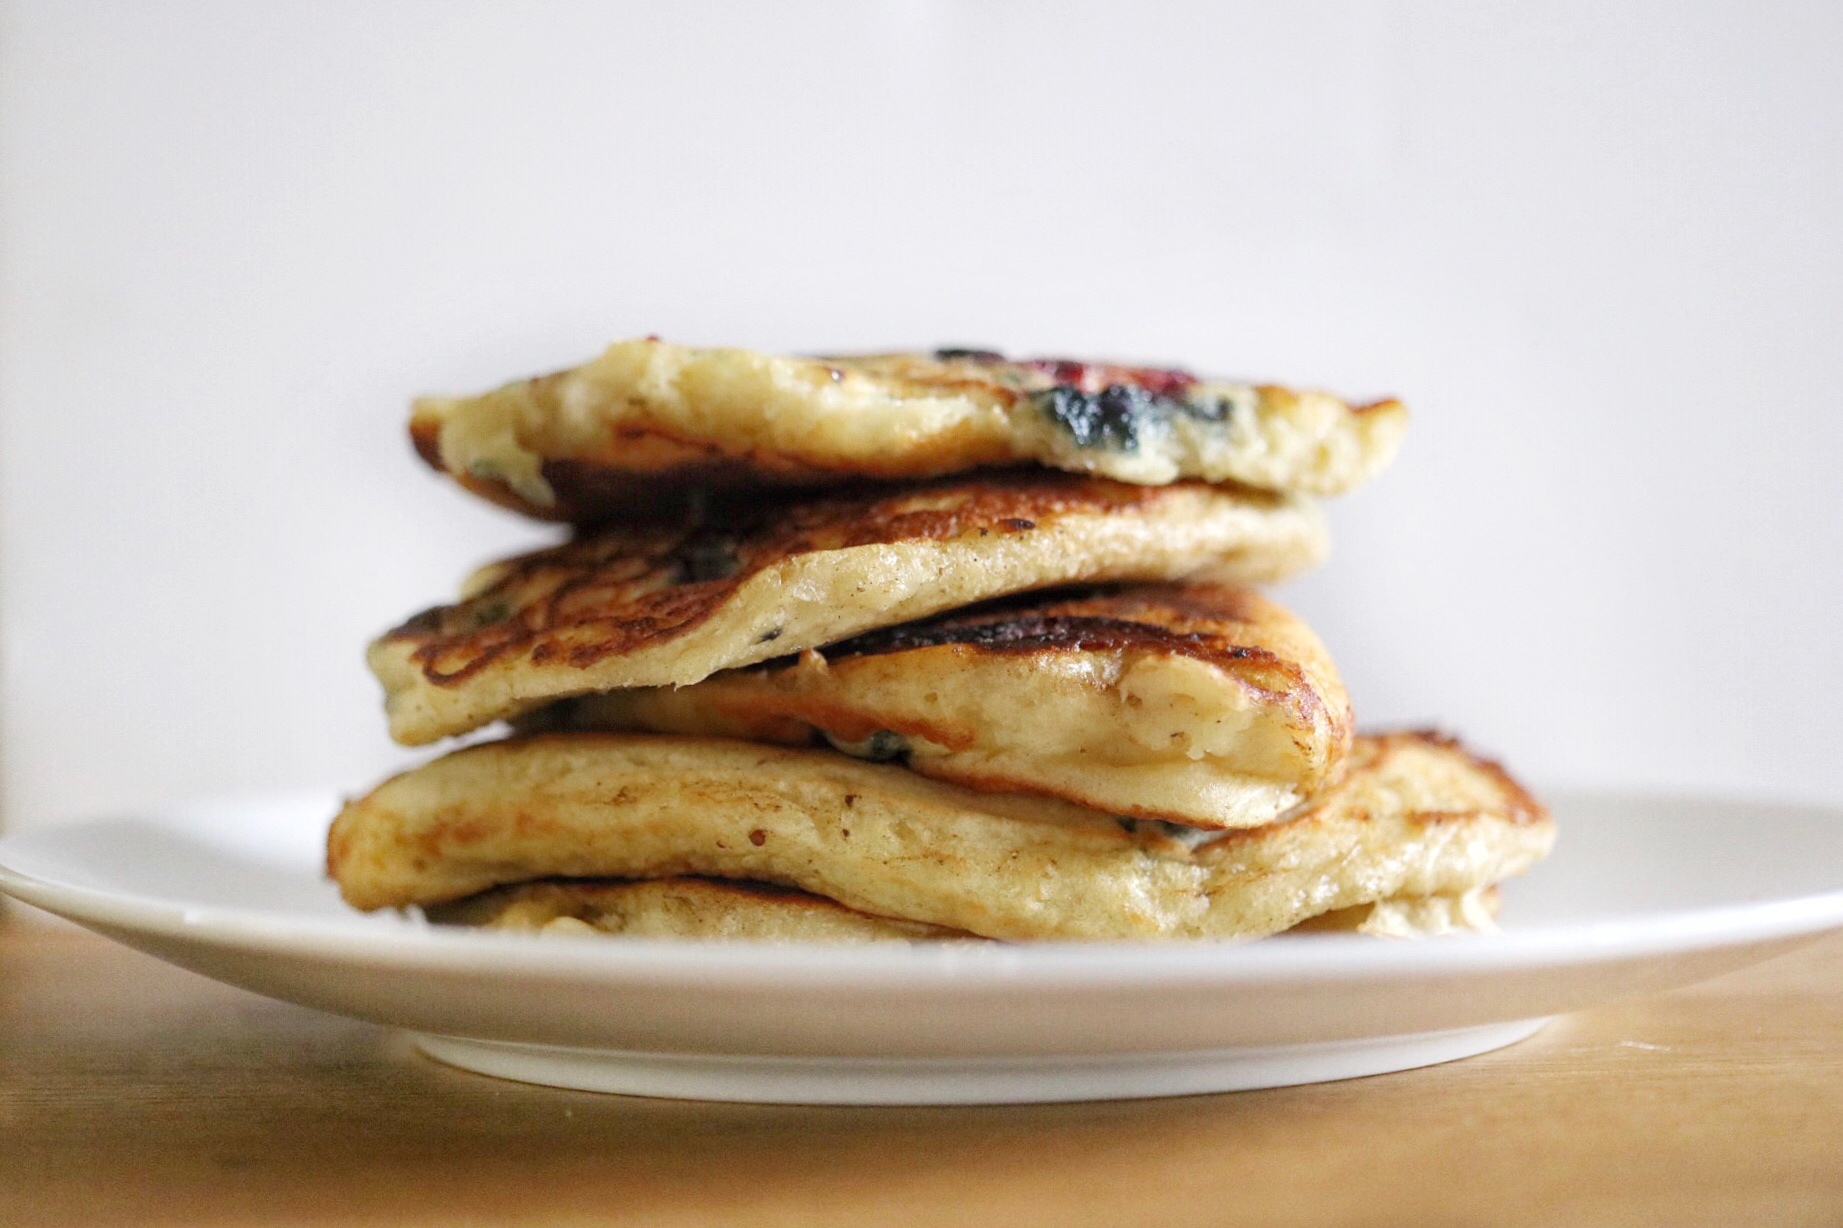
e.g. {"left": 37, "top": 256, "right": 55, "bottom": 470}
{"left": 410, "top": 338, "right": 1408, "bottom": 522}
{"left": 370, "top": 473, "right": 1327, "bottom": 745}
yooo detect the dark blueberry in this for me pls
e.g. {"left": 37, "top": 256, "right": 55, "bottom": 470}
{"left": 1115, "top": 816, "right": 1209, "bottom": 844}
{"left": 860, "top": 730, "right": 910, "bottom": 761}
{"left": 1034, "top": 382, "right": 1156, "bottom": 452}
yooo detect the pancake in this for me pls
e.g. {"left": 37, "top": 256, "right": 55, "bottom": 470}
{"left": 409, "top": 339, "right": 1408, "bottom": 521}
{"left": 427, "top": 877, "right": 969, "bottom": 941}
{"left": 327, "top": 731, "right": 1554, "bottom": 941}
{"left": 430, "top": 877, "right": 1494, "bottom": 941}
{"left": 1291, "top": 888, "right": 1500, "bottom": 937}
{"left": 522, "top": 584, "right": 1353, "bottom": 830}
{"left": 370, "top": 474, "right": 1327, "bottom": 746}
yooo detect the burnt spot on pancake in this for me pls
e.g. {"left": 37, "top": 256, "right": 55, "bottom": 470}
{"left": 381, "top": 473, "right": 1186, "bottom": 689}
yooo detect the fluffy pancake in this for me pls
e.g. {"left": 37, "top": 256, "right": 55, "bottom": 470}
{"left": 327, "top": 731, "right": 1554, "bottom": 941}
{"left": 410, "top": 339, "right": 1408, "bottom": 521}
{"left": 370, "top": 474, "right": 1327, "bottom": 746}
{"left": 1291, "top": 888, "right": 1500, "bottom": 937}
{"left": 522, "top": 584, "right": 1352, "bottom": 830}
{"left": 430, "top": 877, "right": 1494, "bottom": 941}
{"left": 427, "top": 877, "right": 969, "bottom": 941}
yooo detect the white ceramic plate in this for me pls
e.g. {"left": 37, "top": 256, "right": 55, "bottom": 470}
{"left": 3, "top": 790, "right": 1841, "bottom": 1104}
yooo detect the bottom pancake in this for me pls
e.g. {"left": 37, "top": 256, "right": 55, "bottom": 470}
{"left": 428, "top": 876, "right": 970, "bottom": 941}
{"left": 1289, "top": 886, "right": 1500, "bottom": 937}
{"left": 330, "top": 730, "right": 1552, "bottom": 941}
{"left": 428, "top": 876, "right": 1499, "bottom": 942}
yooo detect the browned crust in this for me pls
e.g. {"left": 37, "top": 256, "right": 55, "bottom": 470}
{"left": 427, "top": 873, "right": 832, "bottom": 915}
{"left": 826, "top": 585, "right": 1300, "bottom": 693}
{"left": 533, "top": 416, "right": 1014, "bottom": 522}
{"left": 763, "top": 583, "right": 1339, "bottom": 755}
{"left": 414, "top": 411, "right": 770, "bottom": 523}
{"left": 411, "top": 414, "right": 579, "bottom": 521}
{"left": 410, "top": 387, "right": 1029, "bottom": 523}
{"left": 384, "top": 473, "right": 1215, "bottom": 691}
{"left": 409, "top": 413, "right": 444, "bottom": 470}
{"left": 562, "top": 412, "right": 1018, "bottom": 482}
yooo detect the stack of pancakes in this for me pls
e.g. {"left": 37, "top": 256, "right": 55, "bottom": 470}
{"left": 328, "top": 339, "right": 1553, "bottom": 941}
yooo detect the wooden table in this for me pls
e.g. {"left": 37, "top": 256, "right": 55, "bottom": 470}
{"left": 3, "top": 905, "right": 1840, "bottom": 1227}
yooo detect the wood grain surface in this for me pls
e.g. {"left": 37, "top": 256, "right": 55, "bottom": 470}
{"left": 2, "top": 906, "right": 1840, "bottom": 1227}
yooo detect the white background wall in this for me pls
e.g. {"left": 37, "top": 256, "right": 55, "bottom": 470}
{"left": 2, "top": 0, "right": 1839, "bottom": 829}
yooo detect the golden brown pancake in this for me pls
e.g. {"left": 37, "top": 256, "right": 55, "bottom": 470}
{"left": 370, "top": 474, "right": 1327, "bottom": 746}
{"left": 427, "top": 877, "right": 969, "bottom": 941}
{"left": 430, "top": 877, "right": 1496, "bottom": 941}
{"left": 327, "top": 731, "right": 1553, "bottom": 941}
{"left": 410, "top": 339, "right": 1408, "bottom": 521}
{"left": 1290, "top": 888, "right": 1500, "bottom": 936}
{"left": 523, "top": 584, "right": 1352, "bottom": 830}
